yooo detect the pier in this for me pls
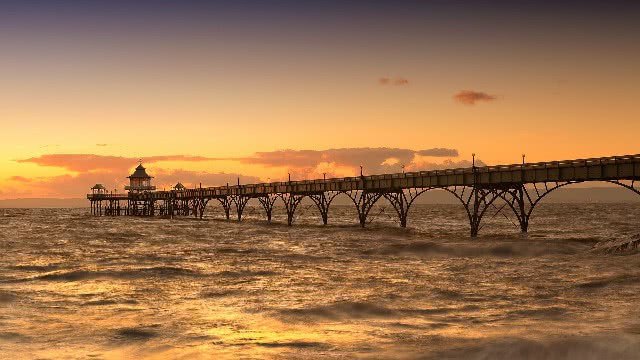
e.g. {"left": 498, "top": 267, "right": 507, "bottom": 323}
{"left": 88, "top": 154, "right": 640, "bottom": 236}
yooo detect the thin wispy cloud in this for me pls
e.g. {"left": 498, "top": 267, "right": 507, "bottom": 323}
{"left": 378, "top": 77, "right": 409, "bottom": 86}
{"left": 453, "top": 90, "right": 496, "bottom": 105}
{"left": 16, "top": 154, "right": 223, "bottom": 172}
{"left": 235, "top": 147, "right": 464, "bottom": 178}
{"left": 7, "top": 169, "right": 260, "bottom": 198}
{"left": 18, "top": 148, "right": 462, "bottom": 175}
{"left": 417, "top": 148, "right": 459, "bottom": 157}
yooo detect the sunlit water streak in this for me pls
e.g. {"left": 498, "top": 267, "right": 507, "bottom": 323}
{"left": 1, "top": 204, "right": 640, "bottom": 359}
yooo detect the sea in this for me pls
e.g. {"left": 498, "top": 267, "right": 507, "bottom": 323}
{"left": 1, "top": 203, "right": 640, "bottom": 359}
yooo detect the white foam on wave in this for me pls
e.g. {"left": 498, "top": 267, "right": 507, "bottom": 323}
{"left": 591, "top": 234, "right": 640, "bottom": 254}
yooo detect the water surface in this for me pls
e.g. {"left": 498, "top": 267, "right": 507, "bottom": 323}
{"left": 1, "top": 203, "right": 640, "bottom": 359}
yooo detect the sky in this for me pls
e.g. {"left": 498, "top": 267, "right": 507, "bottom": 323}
{"left": 1, "top": 0, "right": 639, "bottom": 198}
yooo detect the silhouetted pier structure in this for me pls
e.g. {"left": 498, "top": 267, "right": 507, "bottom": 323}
{"left": 88, "top": 154, "right": 640, "bottom": 236}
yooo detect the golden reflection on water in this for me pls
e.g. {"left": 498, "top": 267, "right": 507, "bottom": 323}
{"left": 2, "top": 205, "right": 640, "bottom": 359}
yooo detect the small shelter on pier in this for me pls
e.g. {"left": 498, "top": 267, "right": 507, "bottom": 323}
{"left": 174, "top": 182, "right": 185, "bottom": 191}
{"left": 125, "top": 163, "right": 156, "bottom": 192}
{"left": 91, "top": 184, "right": 108, "bottom": 195}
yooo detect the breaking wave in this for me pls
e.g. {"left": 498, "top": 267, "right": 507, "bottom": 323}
{"left": 25, "top": 266, "right": 203, "bottom": 282}
{"left": 591, "top": 234, "right": 640, "bottom": 254}
{"left": 430, "top": 335, "right": 640, "bottom": 360}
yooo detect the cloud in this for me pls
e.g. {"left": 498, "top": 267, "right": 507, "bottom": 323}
{"left": 19, "top": 148, "right": 461, "bottom": 176}
{"left": 10, "top": 147, "right": 467, "bottom": 197}
{"left": 152, "top": 169, "right": 261, "bottom": 189}
{"left": 409, "top": 158, "right": 486, "bottom": 171}
{"left": 10, "top": 176, "right": 32, "bottom": 183}
{"left": 239, "top": 148, "right": 417, "bottom": 175}
{"left": 5, "top": 169, "right": 261, "bottom": 198}
{"left": 19, "top": 148, "right": 462, "bottom": 175}
{"left": 378, "top": 77, "right": 409, "bottom": 86}
{"left": 96, "top": 144, "right": 108, "bottom": 147}
{"left": 453, "top": 90, "right": 496, "bottom": 105}
{"left": 416, "top": 148, "right": 459, "bottom": 157}
{"left": 7, "top": 171, "right": 127, "bottom": 198}
{"left": 237, "top": 147, "right": 463, "bottom": 177}
{"left": 16, "top": 154, "right": 221, "bottom": 172}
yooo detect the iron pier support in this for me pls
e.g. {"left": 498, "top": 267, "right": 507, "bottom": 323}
{"left": 258, "top": 194, "right": 278, "bottom": 223}
{"left": 347, "top": 190, "right": 382, "bottom": 228}
{"left": 308, "top": 192, "right": 339, "bottom": 225}
{"left": 232, "top": 195, "right": 251, "bottom": 221}
{"left": 281, "top": 193, "right": 305, "bottom": 226}
{"left": 217, "top": 197, "right": 232, "bottom": 220}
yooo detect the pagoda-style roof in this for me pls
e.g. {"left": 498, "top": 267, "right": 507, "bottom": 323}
{"left": 127, "top": 164, "right": 153, "bottom": 179}
{"left": 174, "top": 182, "right": 185, "bottom": 190}
{"left": 91, "top": 184, "right": 106, "bottom": 190}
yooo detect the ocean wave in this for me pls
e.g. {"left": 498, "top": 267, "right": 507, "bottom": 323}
{"left": 576, "top": 273, "right": 640, "bottom": 289}
{"left": 275, "top": 301, "right": 473, "bottom": 322}
{"left": 0, "top": 291, "right": 17, "bottom": 303}
{"left": 365, "top": 240, "right": 582, "bottom": 258}
{"left": 82, "top": 298, "right": 139, "bottom": 306}
{"left": 217, "top": 270, "right": 277, "bottom": 278}
{"left": 0, "top": 331, "right": 30, "bottom": 341}
{"left": 430, "top": 335, "right": 640, "bottom": 360}
{"left": 9, "top": 264, "right": 61, "bottom": 272}
{"left": 113, "top": 326, "right": 160, "bottom": 342}
{"left": 216, "top": 247, "right": 258, "bottom": 254}
{"left": 591, "top": 234, "right": 640, "bottom": 254}
{"left": 256, "top": 341, "right": 327, "bottom": 349}
{"left": 25, "top": 266, "right": 203, "bottom": 282}
{"left": 201, "top": 289, "right": 243, "bottom": 298}
{"left": 506, "top": 306, "right": 568, "bottom": 319}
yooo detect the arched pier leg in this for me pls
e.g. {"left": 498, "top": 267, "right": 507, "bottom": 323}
{"left": 516, "top": 186, "right": 529, "bottom": 233}
{"left": 197, "top": 198, "right": 209, "bottom": 219}
{"left": 191, "top": 198, "right": 200, "bottom": 218}
{"left": 384, "top": 191, "right": 408, "bottom": 227}
{"left": 183, "top": 200, "right": 190, "bottom": 216}
{"left": 346, "top": 190, "right": 382, "bottom": 228}
{"left": 608, "top": 180, "right": 640, "bottom": 197}
{"left": 445, "top": 186, "right": 508, "bottom": 237}
{"left": 506, "top": 180, "right": 639, "bottom": 235}
{"left": 470, "top": 187, "right": 482, "bottom": 237}
{"left": 231, "top": 195, "right": 251, "bottom": 222}
{"left": 499, "top": 182, "right": 581, "bottom": 235}
{"left": 258, "top": 194, "right": 278, "bottom": 223}
{"left": 280, "top": 193, "right": 305, "bottom": 226}
{"left": 216, "top": 197, "right": 232, "bottom": 220}
{"left": 308, "top": 191, "right": 339, "bottom": 225}
{"left": 383, "top": 188, "right": 431, "bottom": 228}
{"left": 150, "top": 200, "right": 156, "bottom": 216}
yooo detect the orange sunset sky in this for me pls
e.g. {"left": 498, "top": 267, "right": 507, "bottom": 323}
{"left": 0, "top": 1, "right": 638, "bottom": 199}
